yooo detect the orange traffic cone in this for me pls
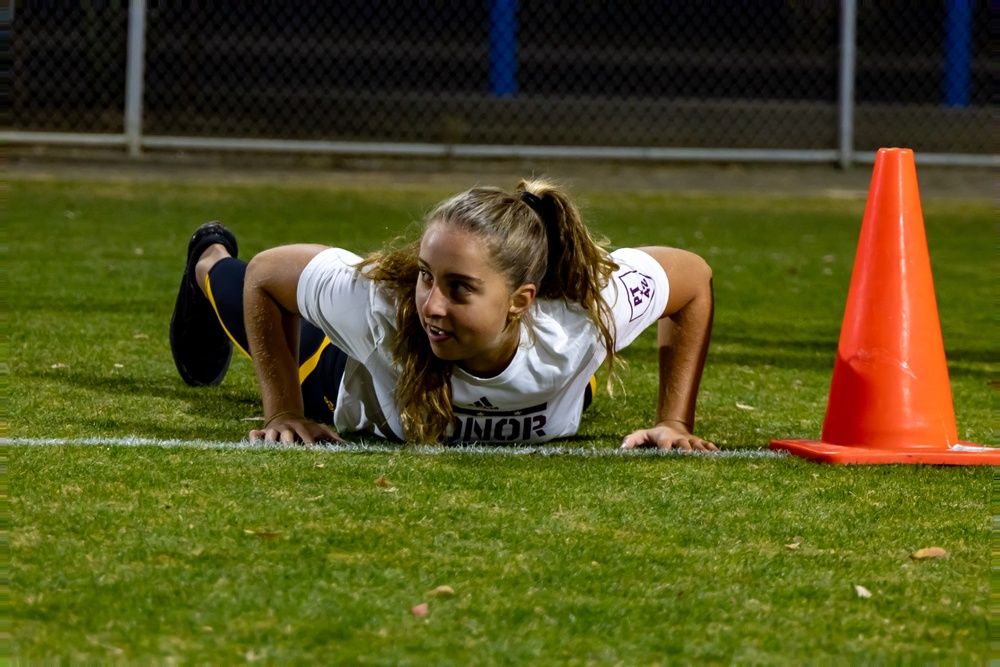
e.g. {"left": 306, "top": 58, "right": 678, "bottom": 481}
{"left": 770, "top": 147, "right": 997, "bottom": 464}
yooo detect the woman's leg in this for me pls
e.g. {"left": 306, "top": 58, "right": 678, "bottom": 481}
{"left": 170, "top": 222, "right": 344, "bottom": 423}
{"left": 170, "top": 223, "right": 240, "bottom": 387}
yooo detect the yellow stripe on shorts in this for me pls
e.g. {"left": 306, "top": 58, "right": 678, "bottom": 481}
{"left": 299, "top": 337, "right": 332, "bottom": 384}
{"left": 204, "top": 274, "right": 251, "bottom": 360}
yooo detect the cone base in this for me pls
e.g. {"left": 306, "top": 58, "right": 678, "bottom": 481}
{"left": 769, "top": 439, "right": 1000, "bottom": 465}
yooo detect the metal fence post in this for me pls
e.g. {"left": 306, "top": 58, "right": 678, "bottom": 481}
{"left": 125, "top": 0, "right": 147, "bottom": 156}
{"left": 838, "top": 0, "right": 856, "bottom": 169}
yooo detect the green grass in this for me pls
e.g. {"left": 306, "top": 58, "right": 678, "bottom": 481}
{"left": 10, "top": 176, "right": 996, "bottom": 663}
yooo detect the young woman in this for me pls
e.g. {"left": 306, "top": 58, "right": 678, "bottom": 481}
{"left": 170, "top": 179, "right": 717, "bottom": 451}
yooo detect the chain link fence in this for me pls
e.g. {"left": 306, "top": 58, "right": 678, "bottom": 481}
{"left": 9, "top": 1, "right": 992, "bottom": 162}
{"left": 12, "top": 4, "right": 129, "bottom": 134}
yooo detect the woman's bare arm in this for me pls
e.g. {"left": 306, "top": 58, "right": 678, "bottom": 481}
{"left": 243, "top": 244, "right": 343, "bottom": 444}
{"left": 621, "top": 246, "right": 717, "bottom": 451}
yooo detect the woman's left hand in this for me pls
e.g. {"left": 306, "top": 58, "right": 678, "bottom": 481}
{"left": 620, "top": 422, "right": 718, "bottom": 452}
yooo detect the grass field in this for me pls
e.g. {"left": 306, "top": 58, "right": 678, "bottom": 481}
{"left": 9, "top": 173, "right": 995, "bottom": 663}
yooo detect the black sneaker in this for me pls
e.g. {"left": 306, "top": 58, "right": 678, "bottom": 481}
{"left": 170, "top": 222, "right": 239, "bottom": 386}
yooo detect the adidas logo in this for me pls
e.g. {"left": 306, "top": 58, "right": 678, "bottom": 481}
{"left": 472, "top": 397, "right": 499, "bottom": 410}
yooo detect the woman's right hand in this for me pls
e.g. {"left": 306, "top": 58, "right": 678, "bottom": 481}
{"left": 249, "top": 413, "right": 344, "bottom": 445}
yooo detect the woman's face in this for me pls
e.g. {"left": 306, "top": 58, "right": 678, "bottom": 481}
{"left": 416, "top": 222, "right": 533, "bottom": 377}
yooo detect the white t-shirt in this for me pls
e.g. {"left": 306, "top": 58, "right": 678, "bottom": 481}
{"left": 297, "top": 247, "right": 668, "bottom": 443}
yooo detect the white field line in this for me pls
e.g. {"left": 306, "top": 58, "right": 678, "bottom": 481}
{"left": 7, "top": 436, "right": 786, "bottom": 459}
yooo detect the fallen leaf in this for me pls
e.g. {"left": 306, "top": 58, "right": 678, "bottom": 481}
{"left": 783, "top": 535, "right": 805, "bottom": 550}
{"left": 411, "top": 603, "right": 429, "bottom": 616}
{"left": 910, "top": 547, "right": 947, "bottom": 560}
{"left": 426, "top": 585, "right": 455, "bottom": 598}
{"left": 244, "top": 530, "right": 280, "bottom": 540}
{"left": 50, "top": 363, "right": 68, "bottom": 369}
{"left": 114, "top": 363, "right": 124, "bottom": 368}
{"left": 736, "top": 402, "right": 756, "bottom": 411}
{"left": 854, "top": 585, "right": 872, "bottom": 598}
{"left": 315, "top": 463, "right": 326, "bottom": 468}
{"left": 134, "top": 247, "right": 144, "bottom": 255}
{"left": 375, "top": 476, "right": 397, "bottom": 492}
{"left": 133, "top": 333, "right": 148, "bottom": 339}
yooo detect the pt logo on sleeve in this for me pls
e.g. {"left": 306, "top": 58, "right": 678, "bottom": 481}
{"left": 617, "top": 270, "right": 655, "bottom": 322}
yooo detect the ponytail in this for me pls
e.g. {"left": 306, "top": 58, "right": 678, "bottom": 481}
{"left": 516, "top": 179, "right": 621, "bottom": 391}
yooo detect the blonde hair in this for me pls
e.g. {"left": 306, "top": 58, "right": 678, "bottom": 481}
{"left": 359, "top": 179, "right": 619, "bottom": 443}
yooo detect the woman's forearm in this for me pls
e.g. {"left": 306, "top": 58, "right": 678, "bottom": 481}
{"left": 245, "top": 283, "right": 304, "bottom": 419}
{"left": 655, "top": 277, "right": 714, "bottom": 430}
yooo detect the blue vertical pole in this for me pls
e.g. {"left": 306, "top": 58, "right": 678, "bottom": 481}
{"left": 943, "top": 0, "right": 972, "bottom": 107}
{"left": 489, "top": 0, "right": 517, "bottom": 97}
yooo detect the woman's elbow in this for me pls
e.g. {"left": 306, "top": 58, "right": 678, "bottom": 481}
{"left": 690, "top": 251, "right": 713, "bottom": 286}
